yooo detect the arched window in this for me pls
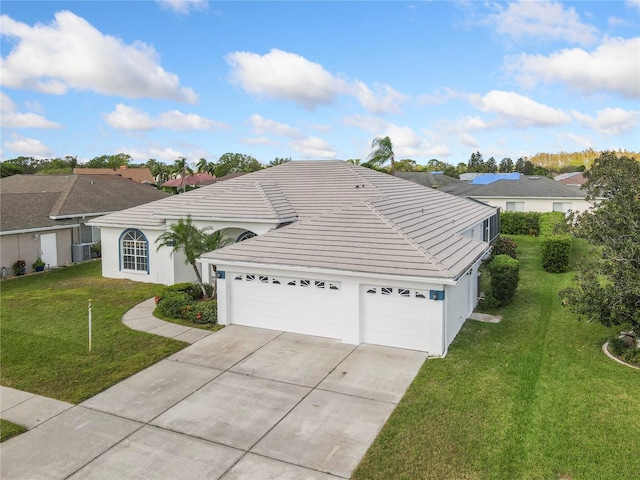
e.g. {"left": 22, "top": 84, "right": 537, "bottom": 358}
{"left": 120, "top": 229, "right": 148, "bottom": 273}
{"left": 236, "top": 230, "right": 257, "bottom": 242}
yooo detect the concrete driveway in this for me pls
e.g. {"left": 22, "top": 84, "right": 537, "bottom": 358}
{"left": 1, "top": 326, "right": 427, "bottom": 479}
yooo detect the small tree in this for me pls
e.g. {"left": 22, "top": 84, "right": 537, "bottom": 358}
{"left": 559, "top": 151, "right": 640, "bottom": 332}
{"left": 155, "top": 216, "right": 232, "bottom": 299}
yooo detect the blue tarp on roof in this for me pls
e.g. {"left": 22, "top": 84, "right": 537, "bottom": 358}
{"left": 470, "top": 172, "right": 521, "bottom": 185}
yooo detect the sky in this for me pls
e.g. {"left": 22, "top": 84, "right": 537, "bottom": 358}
{"left": 1, "top": 1, "right": 639, "bottom": 167}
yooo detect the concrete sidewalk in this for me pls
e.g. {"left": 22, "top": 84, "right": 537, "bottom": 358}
{"left": 0, "top": 300, "right": 428, "bottom": 479}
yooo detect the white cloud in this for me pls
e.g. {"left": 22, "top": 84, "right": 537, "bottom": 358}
{"left": 156, "top": 0, "right": 208, "bottom": 15}
{"left": 507, "top": 37, "right": 640, "bottom": 98}
{"left": 562, "top": 132, "right": 594, "bottom": 149}
{"left": 0, "top": 11, "right": 198, "bottom": 103}
{"left": 626, "top": 0, "right": 640, "bottom": 13}
{"left": 104, "top": 104, "right": 225, "bottom": 130}
{"left": 572, "top": 107, "right": 639, "bottom": 135}
{"left": 289, "top": 137, "right": 336, "bottom": 159}
{"left": 124, "top": 146, "right": 188, "bottom": 163}
{"left": 486, "top": 0, "right": 599, "bottom": 45}
{"left": 3, "top": 132, "right": 53, "bottom": 157}
{"left": 441, "top": 115, "right": 500, "bottom": 134}
{"left": 226, "top": 49, "right": 347, "bottom": 110}
{"left": 459, "top": 133, "right": 479, "bottom": 149}
{"left": 247, "top": 114, "right": 301, "bottom": 138}
{"left": 350, "top": 81, "right": 407, "bottom": 114}
{"left": 0, "top": 92, "right": 61, "bottom": 128}
{"left": 471, "top": 90, "right": 572, "bottom": 127}
{"left": 226, "top": 48, "right": 407, "bottom": 113}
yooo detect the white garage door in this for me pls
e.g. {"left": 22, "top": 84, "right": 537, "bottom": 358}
{"left": 362, "top": 285, "right": 442, "bottom": 353}
{"left": 229, "top": 273, "right": 343, "bottom": 339}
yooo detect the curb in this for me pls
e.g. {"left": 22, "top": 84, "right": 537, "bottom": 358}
{"left": 602, "top": 341, "right": 640, "bottom": 370}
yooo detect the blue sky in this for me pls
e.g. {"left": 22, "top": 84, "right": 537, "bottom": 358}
{"left": 1, "top": 1, "right": 639, "bottom": 166}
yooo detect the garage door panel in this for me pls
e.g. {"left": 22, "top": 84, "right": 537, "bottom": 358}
{"left": 362, "top": 286, "right": 441, "bottom": 353}
{"left": 230, "top": 273, "right": 343, "bottom": 339}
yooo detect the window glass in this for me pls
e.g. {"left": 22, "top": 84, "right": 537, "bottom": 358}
{"left": 121, "top": 230, "right": 148, "bottom": 272}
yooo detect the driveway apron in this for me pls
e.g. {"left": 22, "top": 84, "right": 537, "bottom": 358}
{"left": 1, "top": 326, "right": 427, "bottom": 479}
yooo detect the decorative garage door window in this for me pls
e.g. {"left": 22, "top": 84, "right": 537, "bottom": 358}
{"left": 365, "top": 286, "right": 427, "bottom": 299}
{"left": 120, "top": 229, "right": 148, "bottom": 272}
{"left": 234, "top": 273, "right": 340, "bottom": 291}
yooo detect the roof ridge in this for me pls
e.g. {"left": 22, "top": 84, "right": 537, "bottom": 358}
{"left": 255, "top": 181, "right": 297, "bottom": 221}
{"left": 364, "top": 199, "right": 452, "bottom": 276}
{"left": 342, "top": 162, "right": 383, "bottom": 195}
{"left": 49, "top": 175, "right": 79, "bottom": 217}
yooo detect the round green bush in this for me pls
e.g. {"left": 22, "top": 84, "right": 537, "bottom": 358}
{"left": 157, "top": 291, "right": 191, "bottom": 318}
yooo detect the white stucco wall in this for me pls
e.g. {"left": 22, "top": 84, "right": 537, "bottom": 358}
{"left": 475, "top": 197, "right": 591, "bottom": 214}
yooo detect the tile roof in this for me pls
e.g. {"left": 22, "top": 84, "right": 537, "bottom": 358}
{"left": 93, "top": 161, "right": 496, "bottom": 280}
{"left": 74, "top": 167, "right": 155, "bottom": 184}
{"left": 1, "top": 174, "right": 170, "bottom": 233}
{"left": 439, "top": 175, "right": 587, "bottom": 198}
{"left": 394, "top": 171, "right": 465, "bottom": 189}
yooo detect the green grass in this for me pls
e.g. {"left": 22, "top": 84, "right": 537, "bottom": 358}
{"left": 0, "top": 419, "right": 27, "bottom": 442}
{"left": 354, "top": 236, "right": 640, "bottom": 480}
{"left": 0, "top": 261, "right": 187, "bottom": 404}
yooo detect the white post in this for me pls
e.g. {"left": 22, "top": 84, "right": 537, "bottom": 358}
{"left": 88, "top": 299, "right": 92, "bottom": 351}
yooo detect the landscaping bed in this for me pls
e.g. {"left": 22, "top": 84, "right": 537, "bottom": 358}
{"left": 353, "top": 235, "right": 640, "bottom": 479}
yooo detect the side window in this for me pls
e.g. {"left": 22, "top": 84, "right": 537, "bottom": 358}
{"left": 120, "top": 229, "right": 148, "bottom": 273}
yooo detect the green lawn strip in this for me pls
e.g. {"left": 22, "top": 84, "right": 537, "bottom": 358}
{"left": 1, "top": 261, "right": 187, "bottom": 404}
{"left": 353, "top": 236, "right": 640, "bottom": 480}
{"left": 0, "top": 419, "right": 27, "bottom": 443}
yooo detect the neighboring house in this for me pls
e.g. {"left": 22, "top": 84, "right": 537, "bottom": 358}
{"left": 161, "top": 172, "right": 217, "bottom": 191}
{"left": 554, "top": 172, "right": 587, "bottom": 187}
{"left": 394, "top": 171, "right": 465, "bottom": 189}
{"left": 74, "top": 166, "right": 155, "bottom": 184}
{"left": 91, "top": 161, "right": 499, "bottom": 356}
{"left": 437, "top": 173, "right": 590, "bottom": 214}
{"left": 0, "top": 174, "right": 169, "bottom": 275}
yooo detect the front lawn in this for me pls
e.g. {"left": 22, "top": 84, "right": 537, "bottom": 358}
{"left": 0, "top": 261, "right": 186, "bottom": 404}
{"left": 354, "top": 236, "right": 640, "bottom": 480}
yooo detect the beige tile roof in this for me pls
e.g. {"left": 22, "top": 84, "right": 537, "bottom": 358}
{"left": 93, "top": 161, "right": 496, "bottom": 280}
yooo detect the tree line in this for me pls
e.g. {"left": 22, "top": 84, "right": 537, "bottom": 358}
{"left": 0, "top": 153, "right": 292, "bottom": 181}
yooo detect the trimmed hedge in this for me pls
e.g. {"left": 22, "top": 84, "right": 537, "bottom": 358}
{"left": 539, "top": 212, "right": 569, "bottom": 237}
{"left": 538, "top": 212, "right": 571, "bottom": 273}
{"left": 491, "top": 236, "right": 518, "bottom": 260}
{"left": 487, "top": 254, "right": 520, "bottom": 306}
{"left": 500, "top": 212, "right": 540, "bottom": 236}
{"left": 540, "top": 235, "right": 572, "bottom": 273}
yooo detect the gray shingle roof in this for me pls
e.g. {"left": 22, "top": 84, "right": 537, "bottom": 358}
{"left": 1, "top": 174, "right": 170, "bottom": 233}
{"left": 440, "top": 175, "right": 587, "bottom": 198}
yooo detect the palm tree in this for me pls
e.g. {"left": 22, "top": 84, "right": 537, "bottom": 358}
{"left": 172, "top": 157, "right": 194, "bottom": 193}
{"left": 155, "top": 216, "right": 232, "bottom": 298}
{"left": 196, "top": 157, "right": 209, "bottom": 173}
{"left": 368, "top": 136, "right": 395, "bottom": 175}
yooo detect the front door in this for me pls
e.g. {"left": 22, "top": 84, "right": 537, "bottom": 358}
{"left": 40, "top": 233, "right": 58, "bottom": 267}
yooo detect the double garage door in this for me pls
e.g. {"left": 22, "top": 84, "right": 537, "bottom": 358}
{"left": 229, "top": 273, "right": 344, "bottom": 339}
{"left": 228, "top": 272, "right": 442, "bottom": 353}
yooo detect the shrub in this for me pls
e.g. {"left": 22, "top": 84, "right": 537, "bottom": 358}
{"left": 500, "top": 212, "right": 540, "bottom": 235}
{"left": 185, "top": 300, "right": 217, "bottom": 324}
{"left": 540, "top": 235, "right": 572, "bottom": 273}
{"left": 491, "top": 236, "right": 518, "bottom": 260}
{"left": 539, "top": 212, "right": 569, "bottom": 237}
{"left": 487, "top": 254, "right": 520, "bottom": 306}
{"left": 156, "top": 291, "right": 191, "bottom": 319}
{"left": 162, "top": 282, "right": 201, "bottom": 300}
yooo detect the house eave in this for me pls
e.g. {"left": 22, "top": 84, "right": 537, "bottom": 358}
{"left": 156, "top": 214, "right": 299, "bottom": 224}
{"left": 49, "top": 211, "right": 117, "bottom": 220}
{"left": 0, "top": 224, "right": 80, "bottom": 236}
{"left": 199, "top": 258, "right": 460, "bottom": 286}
